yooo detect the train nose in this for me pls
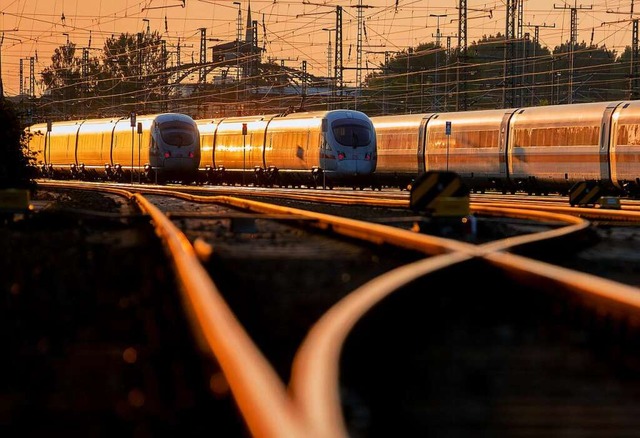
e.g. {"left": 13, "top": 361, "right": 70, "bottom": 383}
{"left": 336, "top": 155, "right": 376, "bottom": 175}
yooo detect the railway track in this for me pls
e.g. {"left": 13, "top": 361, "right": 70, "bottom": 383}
{"left": 2, "top": 182, "right": 640, "bottom": 436}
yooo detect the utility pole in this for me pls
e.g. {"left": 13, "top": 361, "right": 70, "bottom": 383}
{"left": 234, "top": 2, "right": 242, "bottom": 84}
{"left": 441, "top": 33, "right": 456, "bottom": 112}
{"left": 0, "top": 32, "right": 20, "bottom": 100}
{"left": 0, "top": 33, "right": 4, "bottom": 98}
{"left": 526, "top": 22, "right": 555, "bottom": 105}
{"left": 161, "top": 39, "right": 168, "bottom": 112}
{"left": 297, "top": 3, "right": 343, "bottom": 106}
{"left": 517, "top": 0, "right": 524, "bottom": 106}
{"left": 632, "top": 0, "right": 639, "bottom": 99}
{"left": 322, "top": 28, "right": 334, "bottom": 109}
{"left": 352, "top": 0, "right": 373, "bottom": 110}
{"left": 633, "top": 19, "right": 640, "bottom": 99}
{"left": 503, "top": 0, "right": 517, "bottom": 108}
{"left": 199, "top": 28, "right": 207, "bottom": 84}
{"left": 457, "top": 0, "right": 467, "bottom": 110}
{"left": 430, "top": 14, "right": 447, "bottom": 111}
{"left": 366, "top": 50, "right": 398, "bottom": 114}
{"left": 301, "top": 60, "right": 307, "bottom": 101}
{"left": 233, "top": 1, "right": 243, "bottom": 106}
{"left": 335, "top": 6, "right": 343, "bottom": 106}
{"left": 554, "top": 1, "right": 592, "bottom": 104}
{"left": 603, "top": 5, "right": 640, "bottom": 99}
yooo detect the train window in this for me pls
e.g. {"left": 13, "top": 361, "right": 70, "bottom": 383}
{"left": 158, "top": 121, "right": 197, "bottom": 147}
{"left": 331, "top": 120, "right": 371, "bottom": 147}
{"left": 620, "top": 124, "right": 640, "bottom": 145}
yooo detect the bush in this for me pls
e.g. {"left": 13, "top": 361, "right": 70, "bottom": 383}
{"left": 0, "top": 99, "right": 36, "bottom": 190}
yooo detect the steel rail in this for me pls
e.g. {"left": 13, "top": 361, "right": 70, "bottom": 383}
{"left": 131, "top": 193, "right": 311, "bottom": 438}
{"left": 40, "top": 181, "right": 620, "bottom": 437}
{"left": 36, "top": 183, "right": 308, "bottom": 438}
{"left": 288, "top": 209, "right": 640, "bottom": 437}
{"left": 475, "top": 201, "right": 640, "bottom": 223}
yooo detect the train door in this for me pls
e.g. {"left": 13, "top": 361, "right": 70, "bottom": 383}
{"left": 319, "top": 118, "right": 329, "bottom": 171}
{"left": 73, "top": 122, "right": 85, "bottom": 174}
{"left": 605, "top": 102, "right": 628, "bottom": 192}
{"left": 211, "top": 119, "right": 225, "bottom": 170}
{"left": 418, "top": 114, "right": 436, "bottom": 173}
{"left": 499, "top": 110, "right": 516, "bottom": 183}
{"left": 261, "top": 118, "right": 274, "bottom": 171}
{"left": 45, "top": 122, "right": 52, "bottom": 167}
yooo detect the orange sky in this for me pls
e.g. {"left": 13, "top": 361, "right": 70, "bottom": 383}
{"left": 1, "top": 0, "right": 635, "bottom": 97}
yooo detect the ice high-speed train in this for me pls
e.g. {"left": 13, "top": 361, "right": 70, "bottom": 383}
{"left": 371, "top": 100, "right": 640, "bottom": 196}
{"left": 27, "top": 109, "right": 377, "bottom": 188}
{"left": 196, "top": 109, "right": 376, "bottom": 188}
{"left": 27, "top": 113, "right": 201, "bottom": 183}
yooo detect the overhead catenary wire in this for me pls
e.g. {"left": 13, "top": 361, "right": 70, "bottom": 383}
{"left": 3, "top": 0, "right": 639, "bottom": 116}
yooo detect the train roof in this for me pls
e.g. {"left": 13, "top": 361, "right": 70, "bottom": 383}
{"left": 26, "top": 113, "right": 196, "bottom": 131}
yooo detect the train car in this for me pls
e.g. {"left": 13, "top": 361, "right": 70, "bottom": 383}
{"left": 27, "top": 113, "right": 201, "bottom": 184}
{"left": 506, "top": 101, "right": 621, "bottom": 194}
{"left": 370, "top": 100, "right": 640, "bottom": 196}
{"left": 196, "top": 109, "right": 376, "bottom": 188}
{"left": 372, "top": 108, "right": 518, "bottom": 192}
{"left": 608, "top": 100, "right": 640, "bottom": 195}
{"left": 370, "top": 113, "right": 431, "bottom": 189}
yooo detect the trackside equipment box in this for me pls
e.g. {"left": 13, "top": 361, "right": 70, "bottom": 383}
{"left": 0, "top": 188, "right": 34, "bottom": 221}
{"left": 410, "top": 171, "right": 470, "bottom": 217}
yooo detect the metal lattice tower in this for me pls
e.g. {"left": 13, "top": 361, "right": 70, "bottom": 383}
{"left": 570, "top": 6, "right": 577, "bottom": 103}
{"left": 335, "top": 6, "right": 343, "bottom": 100}
{"left": 236, "top": 4, "right": 243, "bottom": 82}
{"left": 526, "top": 22, "right": 555, "bottom": 105}
{"left": 430, "top": 14, "right": 447, "bottom": 111}
{"left": 503, "top": 0, "right": 517, "bottom": 108}
{"left": 632, "top": 19, "right": 639, "bottom": 99}
{"left": 554, "top": 1, "right": 591, "bottom": 104}
{"left": 445, "top": 35, "right": 452, "bottom": 111}
{"left": 251, "top": 20, "right": 258, "bottom": 79}
{"left": 517, "top": 0, "right": 523, "bottom": 39}
{"left": 199, "top": 28, "right": 207, "bottom": 84}
{"left": 29, "top": 56, "right": 34, "bottom": 98}
{"left": 177, "top": 38, "right": 181, "bottom": 68}
{"left": 82, "top": 48, "right": 89, "bottom": 97}
{"left": 302, "top": 60, "right": 307, "bottom": 97}
{"left": 161, "top": 40, "right": 168, "bottom": 111}
{"left": 457, "top": 0, "right": 467, "bottom": 110}
{"left": 354, "top": 0, "right": 370, "bottom": 109}
{"left": 19, "top": 58, "right": 23, "bottom": 96}
{"left": 517, "top": 0, "right": 524, "bottom": 106}
{"left": 326, "top": 32, "right": 332, "bottom": 80}
{"left": 19, "top": 57, "right": 34, "bottom": 98}
{"left": 0, "top": 33, "right": 4, "bottom": 97}
{"left": 137, "top": 33, "right": 143, "bottom": 86}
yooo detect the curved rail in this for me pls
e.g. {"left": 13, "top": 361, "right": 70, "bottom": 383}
{"left": 39, "top": 181, "right": 633, "bottom": 437}
{"left": 288, "top": 207, "right": 640, "bottom": 437}
{"left": 37, "top": 182, "right": 308, "bottom": 438}
{"left": 131, "top": 193, "right": 310, "bottom": 438}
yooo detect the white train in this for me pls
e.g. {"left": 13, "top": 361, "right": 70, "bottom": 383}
{"left": 27, "top": 113, "right": 201, "bottom": 184}
{"left": 196, "top": 109, "right": 377, "bottom": 188}
{"left": 371, "top": 100, "right": 640, "bottom": 196}
{"left": 27, "top": 109, "right": 378, "bottom": 189}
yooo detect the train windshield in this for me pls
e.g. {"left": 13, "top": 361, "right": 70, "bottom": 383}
{"left": 331, "top": 120, "right": 372, "bottom": 147}
{"left": 158, "top": 121, "right": 198, "bottom": 147}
